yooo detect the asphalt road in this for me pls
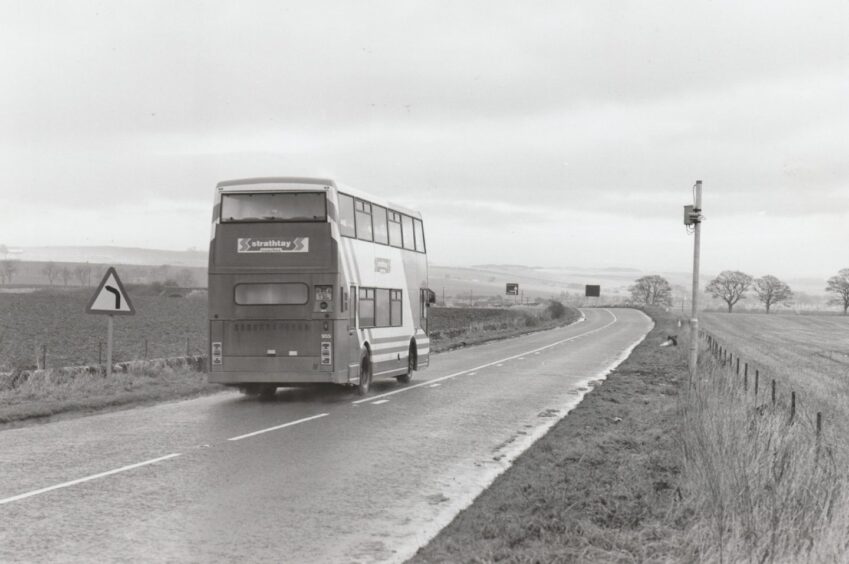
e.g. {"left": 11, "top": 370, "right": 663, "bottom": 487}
{"left": 0, "top": 308, "right": 652, "bottom": 563}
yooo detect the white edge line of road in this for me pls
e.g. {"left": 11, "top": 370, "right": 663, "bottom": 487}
{"left": 227, "top": 413, "right": 329, "bottom": 441}
{"left": 352, "top": 308, "right": 614, "bottom": 406}
{"left": 393, "top": 309, "right": 655, "bottom": 564}
{"left": 0, "top": 453, "right": 182, "bottom": 506}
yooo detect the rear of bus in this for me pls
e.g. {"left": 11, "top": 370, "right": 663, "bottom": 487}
{"left": 207, "top": 178, "right": 349, "bottom": 389}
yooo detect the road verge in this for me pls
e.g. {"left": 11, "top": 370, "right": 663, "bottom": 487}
{"left": 411, "top": 308, "right": 688, "bottom": 562}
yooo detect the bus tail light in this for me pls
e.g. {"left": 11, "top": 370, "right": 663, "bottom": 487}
{"left": 211, "top": 342, "right": 223, "bottom": 365}
{"left": 315, "top": 285, "right": 333, "bottom": 312}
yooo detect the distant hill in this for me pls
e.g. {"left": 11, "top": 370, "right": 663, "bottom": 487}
{"left": 7, "top": 246, "right": 207, "bottom": 268}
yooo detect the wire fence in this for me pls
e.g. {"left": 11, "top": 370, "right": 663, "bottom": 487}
{"left": 698, "top": 329, "right": 830, "bottom": 459}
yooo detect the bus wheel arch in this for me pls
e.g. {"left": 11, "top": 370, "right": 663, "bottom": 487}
{"left": 396, "top": 340, "right": 416, "bottom": 384}
{"left": 357, "top": 345, "right": 372, "bottom": 396}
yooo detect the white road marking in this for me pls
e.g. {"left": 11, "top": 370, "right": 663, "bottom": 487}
{"left": 0, "top": 453, "right": 182, "bottom": 506}
{"left": 371, "top": 399, "right": 390, "bottom": 405}
{"left": 467, "top": 372, "right": 476, "bottom": 376}
{"left": 518, "top": 357, "right": 526, "bottom": 360}
{"left": 352, "top": 309, "right": 618, "bottom": 405}
{"left": 227, "top": 413, "right": 329, "bottom": 441}
{"left": 496, "top": 363, "right": 504, "bottom": 367}
{"left": 429, "top": 383, "right": 441, "bottom": 388}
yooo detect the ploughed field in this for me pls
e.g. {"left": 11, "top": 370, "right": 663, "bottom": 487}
{"left": 0, "top": 288, "right": 560, "bottom": 372}
{"left": 702, "top": 312, "right": 849, "bottom": 433}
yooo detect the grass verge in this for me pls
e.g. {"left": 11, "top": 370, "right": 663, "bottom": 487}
{"left": 412, "top": 307, "right": 688, "bottom": 563}
{"left": 0, "top": 365, "right": 221, "bottom": 429}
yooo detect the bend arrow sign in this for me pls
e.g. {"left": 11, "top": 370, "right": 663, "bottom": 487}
{"left": 86, "top": 267, "right": 135, "bottom": 315}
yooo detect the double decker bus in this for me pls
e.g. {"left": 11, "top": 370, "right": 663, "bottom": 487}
{"left": 208, "top": 177, "right": 435, "bottom": 397}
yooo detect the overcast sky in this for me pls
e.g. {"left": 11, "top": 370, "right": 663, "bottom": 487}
{"left": 2, "top": 1, "right": 847, "bottom": 278}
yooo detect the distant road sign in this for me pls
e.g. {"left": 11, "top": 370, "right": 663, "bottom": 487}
{"left": 585, "top": 285, "right": 601, "bottom": 298}
{"left": 506, "top": 283, "right": 519, "bottom": 295}
{"left": 86, "top": 267, "right": 135, "bottom": 315}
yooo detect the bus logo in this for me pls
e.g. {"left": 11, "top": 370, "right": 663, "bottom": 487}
{"left": 237, "top": 237, "right": 309, "bottom": 253}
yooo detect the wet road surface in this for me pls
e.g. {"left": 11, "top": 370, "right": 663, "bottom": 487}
{"left": 0, "top": 308, "right": 652, "bottom": 563}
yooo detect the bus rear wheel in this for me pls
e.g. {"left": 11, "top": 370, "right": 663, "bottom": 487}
{"left": 357, "top": 351, "right": 372, "bottom": 396}
{"left": 396, "top": 345, "right": 415, "bottom": 384}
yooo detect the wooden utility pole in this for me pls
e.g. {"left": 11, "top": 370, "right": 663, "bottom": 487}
{"left": 688, "top": 181, "right": 703, "bottom": 379}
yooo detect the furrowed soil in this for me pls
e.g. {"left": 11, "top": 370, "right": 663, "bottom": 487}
{"left": 412, "top": 309, "right": 691, "bottom": 563}
{"left": 0, "top": 288, "right": 579, "bottom": 426}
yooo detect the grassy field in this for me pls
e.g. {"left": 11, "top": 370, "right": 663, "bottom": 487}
{"left": 702, "top": 312, "right": 849, "bottom": 436}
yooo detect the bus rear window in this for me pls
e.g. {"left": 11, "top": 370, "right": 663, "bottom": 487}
{"left": 234, "top": 283, "right": 309, "bottom": 305}
{"left": 221, "top": 192, "right": 326, "bottom": 222}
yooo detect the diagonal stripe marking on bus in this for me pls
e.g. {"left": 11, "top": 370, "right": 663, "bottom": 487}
{"left": 351, "top": 309, "right": 617, "bottom": 405}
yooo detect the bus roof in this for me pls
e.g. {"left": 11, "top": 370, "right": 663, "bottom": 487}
{"left": 217, "top": 177, "right": 421, "bottom": 219}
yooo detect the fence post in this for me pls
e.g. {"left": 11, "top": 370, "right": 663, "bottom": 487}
{"left": 790, "top": 391, "right": 796, "bottom": 423}
{"left": 744, "top": 367, "right": 748, "bottom": 392}
{"left": 816, "top": 412, "right": 823, "bottom": 463}
{"left": 771, "top": 380, "right": 776, "bottom": 406}
{"left": 736, "top": 357, "right": 740, "bottom": 375}
{"left": 41, "top": 344, "right": 47, "bottom": 371}
{"left": 754, "top": 370, "right": 759, "bottom": 395}
{"left": 144, "top": 339, "right": 149, "bottom": 360}
{"left": 99, "top": 341, "right": 103, "bottom": 365}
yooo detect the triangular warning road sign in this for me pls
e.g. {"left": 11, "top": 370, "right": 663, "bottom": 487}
{"left": 86, "top": 267, "right": 136, "bottom": 315}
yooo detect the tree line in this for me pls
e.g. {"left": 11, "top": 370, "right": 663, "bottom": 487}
{"left": 629, "top": 268, "right": 849, "bottom": 314}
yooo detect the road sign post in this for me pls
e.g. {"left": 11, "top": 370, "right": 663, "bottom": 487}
{"left": 684, "top": 181, "right": 704, "bottom": 380}
{"left": 86, "top": 267, "right": 135, "bottom": 378}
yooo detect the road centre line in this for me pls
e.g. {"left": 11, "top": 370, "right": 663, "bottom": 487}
{"left": 352, "top": 309, "right": 617, "bottom": 406}
{"left": 0, "top": 453, "right": 182, "bottom": 506}
{"left": 227, "top": 413, "right": 329, "bottom": 441}
{"left": 371, "top": 399, "right": 390, "bottom": 405}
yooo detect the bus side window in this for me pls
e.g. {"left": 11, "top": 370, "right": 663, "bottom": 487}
{"left": 341, "top": 286, "right": 347, "bottom": 312}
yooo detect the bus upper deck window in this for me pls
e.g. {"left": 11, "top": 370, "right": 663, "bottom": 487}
{"left": 355, "top": 200, "right": 373, "bottom": 241}
{"left": 221, "top": 192, "right": 326, "bottom": 222}
{"left": 338, "top": 193, "right": 356, "bottom": 237}
{"left": 401, "top": 215, "right": 415, "bottom": 250}
{"left": 413, "top": 218, "right": 426, "bottom": 252}
{"left": 388, "top": 211, "right": 403, "bottom": 248}
{"left": 372, "top": 204, "right": 388, "bottom": 245}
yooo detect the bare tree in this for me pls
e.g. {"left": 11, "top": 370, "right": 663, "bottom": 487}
{"left": 0, "top": 260, "right": 17, "bottom": 285}
{"left": 42, "top": 262, "right": 59, "bottom": 285}
{"left": 60, "top": 266, "right": 72, "bottom": 286}
{"left": 71, "top": 263, "right": 93, "bottom": 287}
{"left": 706, "top": 270, "right": 752, "bottom": 313}
{"left": 753, "top": 275, "right": 793, "bottom": 313}
{"left": 629, "top": 275, "right": 672, "bottom": 306}
{"left": 825, "top": 268, "right": 849, "bottom": 315}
